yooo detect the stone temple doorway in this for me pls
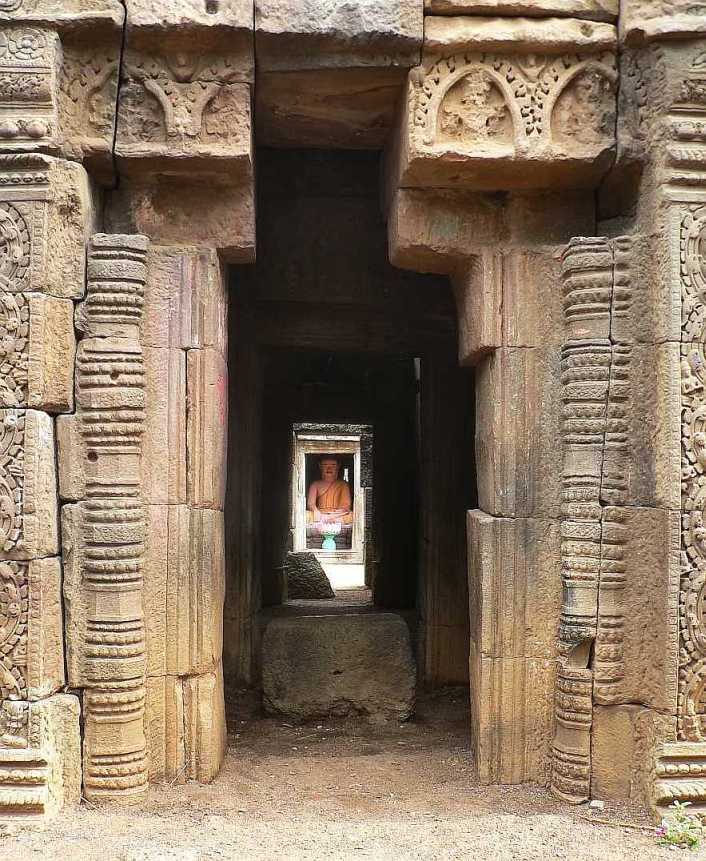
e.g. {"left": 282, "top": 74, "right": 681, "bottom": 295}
{"left": 223, "top": 150, "right": 475, "bottom": 721}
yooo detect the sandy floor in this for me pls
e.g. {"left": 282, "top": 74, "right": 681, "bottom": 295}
{"left": 1, "top": 690, "right": 695, "bottom": 860}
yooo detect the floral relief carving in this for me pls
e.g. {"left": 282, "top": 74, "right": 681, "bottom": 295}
{"left": 0, "top": 559, "right": 27, "bottom": 703}
{"left": 413, "top": 52, "right": 617, "bottom": 152}
{"left": 59, "top": 50, "right": 119, "bottom": 146}
{"left": 680, "top": 205, "right": 706, "bottom": 742}
{"left": 0, "top": 28, "right": 55, "bottom": 146}
{"left": 120, "top": 51, "right": 248, "bottom": 147}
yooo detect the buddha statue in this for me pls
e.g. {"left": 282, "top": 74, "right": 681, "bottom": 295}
{"left": 306, "top": 456, "right": 353, "bottom": 527}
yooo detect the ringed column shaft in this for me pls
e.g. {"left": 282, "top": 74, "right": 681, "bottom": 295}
{"left": 76, "top": 234, "right": 149, "bottom": 803}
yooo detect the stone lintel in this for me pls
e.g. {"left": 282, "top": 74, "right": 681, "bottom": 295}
{"left": 255, "top": 0, "right": 423, "bottom": 71}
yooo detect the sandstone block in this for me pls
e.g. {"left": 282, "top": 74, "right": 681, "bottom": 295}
{"left": 109, "top": 178, "right": 255, "bottom": 264}
{"left": 262, "top": 613, "right": 416, "bottom": 720}
{"left": 593, "top": 507, "right": 680, "bottom": 713}
{"left": 255, "top": 0, "right": 423, "bottom": 70}
{"left": 0, "top": 155, "right": 92, "bottom": 299}
{"left": 652, "top": 741, "right": 706, "bottom": 818}
{"left": 502, "top": 248, "right": 564, "bottom": 348}
{"left": 392, "top": 20, "right": 617, "bottom": 191}
{"left": 144, "top": 673, "right": 184, "bottom": 781}
{"left": 0, "top": 293, "right": 75, "bottom": 412}
{"left": 620, "top": 1, "right": 706, "bottom": 43}
{"left": 256, "top": 67, "right": 408, "bottom": 149}
{"left": 475, "top": 347, "right": 562, "bottom": 518}
{"left": 56, "top": 337, "right": 145, "bottom": 502}
{"left": 0, "top": 26, "right": 60, "bottom": 154}
{"left": 143, "top": 247, "right": 227, "bottom": 353}
{"left": 285, "top": 552, "right": 335, "bottom": 599}
{"left": 145, "top": 665, "right": 227, "bottom": 784}
{"left": 470, "top": 650, "right": 555, "bottom": 785}
{"left": 116, "top": 56, "right": 253, "bottom": 178}
{"left": 144, "top": 506, "right": 225, "bottom": 678}
{"left": 0, "top": 694, "right": 81, "bottom": 821}
{"left": 388, "top": 188, "right": 503, "bottom": 274}
{"left": 452, "top": 252, "right": 502, "bottom": 364}
{"left": 0, "top": 1, "right": 123, "bottom": 28}
{"left": 424, "top": 0, "right": 617, "bottom": 19}
{"left": 142, "top": 347, "right": 187, "bottom": 505}
{"left": 0, "top": 409, "right": 58, "bottom": 560}
{"left": 604, "top": 343, "right": 680, "bottom": 511}
{"left": 0, "top": 557, "right": 64, "bottom": 702}
{"left": 62, "top": 500, "right": 147, "bottom": 689}
{"left": 467, "top": 510, "right": 561, "bottom": 661}
{"left": 183, "top": 664, "right": 227, "bottom": 782}
{"left": 59, "top": 41, "right": 121, "bottom": 183}
{"left": 592, "top": 705, "right": 660, "bottom": 803}
{"left": 187, "top": 348, "right": 227, "bottom": 509}
{"left": 424, "top": 15, "right": 616, "bottom": 53}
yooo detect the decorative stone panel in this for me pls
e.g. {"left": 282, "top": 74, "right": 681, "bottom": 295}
{"left": 0, "top": 557, "right": 64, "bottom": 704}
{"left": 0, "top": 27, "right": 59, "bottom": 153}
{"left": 0, "top": 154, "right": 91, "bottom": 299}
{"left": 0, "top": 694, "right": 80, "bottom": 820}
{"left": 0, "top": 409, "right": 58, "bottom": 561}
{"left": 393, "top": 17, "right": 618, "bottom": 191}
{"left": 116, "top": 52, "right": 253, "bottom": 178}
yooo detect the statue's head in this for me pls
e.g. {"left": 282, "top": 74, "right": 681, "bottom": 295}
{"left": 319, "top": 457, "right": 340, "bottom": 481}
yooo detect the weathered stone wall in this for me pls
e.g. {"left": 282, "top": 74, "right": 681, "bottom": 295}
{"left": 0, "top": 0, "right": 699, "bottom": 825}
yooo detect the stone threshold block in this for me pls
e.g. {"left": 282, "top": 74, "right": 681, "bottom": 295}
{"left": 0, "top": 409, "right": 59, "bottom": 561}
{"left": 255, "top": 0, "right": 423, "bottom": 71}
{"left": 424, "top": 0, "right": 618, "bottom": 20}
{"left": 467, "top": 510, "right": 561, "bottom": 662}
{"left": 0, "top": 155, "right": 92, "bottom": 300}
{"left": 470, "top": 649, "right": 555, "bottom": 785}
{"left": 262, "top": 612, "right": 416, "bottom": 720}
{"left": 391, "top": 17, "right": 618, "bottom": 191}
{"left": 0, "top": 694, "right": 81, "bottom": 821}
{"left": 145, "top": 663, "right": 227, "bottom": 783}
{"left": 0, "top": 557, "right": 65, "bottom": 702}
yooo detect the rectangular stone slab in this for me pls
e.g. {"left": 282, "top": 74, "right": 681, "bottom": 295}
{"left": 424, "top": 1, "right": 617, "bottom": 21}
{"left": 262, "top": 612, "right": 415, "bottom": 720}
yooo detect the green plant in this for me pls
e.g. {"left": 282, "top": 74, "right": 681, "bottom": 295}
{"left": 656, "top": 800, "right": 704, "bottom": 850}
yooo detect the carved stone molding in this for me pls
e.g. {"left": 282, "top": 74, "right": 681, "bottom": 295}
{"left": 0, "top": 694, "right": 80, "bottom": 820}
{"left": 62, "top": 234, "right": 149, "bottom": 805}
{"left": 0, "top": 154, "right": 90, "bottom": 300}
{"left": 116, "top": 51, "right": 253, "bottom": 177}
{"left": 0, "top": 27, "right": 59, "bottom": 153}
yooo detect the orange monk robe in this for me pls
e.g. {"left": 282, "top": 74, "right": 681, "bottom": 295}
{"left": 306, "top": 479, "right": 353, "bottom": 524}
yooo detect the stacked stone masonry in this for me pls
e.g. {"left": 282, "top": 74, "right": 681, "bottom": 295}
{"left": 0, "top": 0, "right": 701, "bottom": 825}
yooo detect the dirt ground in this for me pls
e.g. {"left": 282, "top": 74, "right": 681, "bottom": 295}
{"left": 1, "top": 689, "right": 697, "bottom": 860}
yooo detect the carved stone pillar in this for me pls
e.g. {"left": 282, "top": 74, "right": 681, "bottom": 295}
{"left": 61, "top": 234, "right": 149, "bottom": 804}
{"left": 0, "top": 153, "right": 90, "bottom": 818}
